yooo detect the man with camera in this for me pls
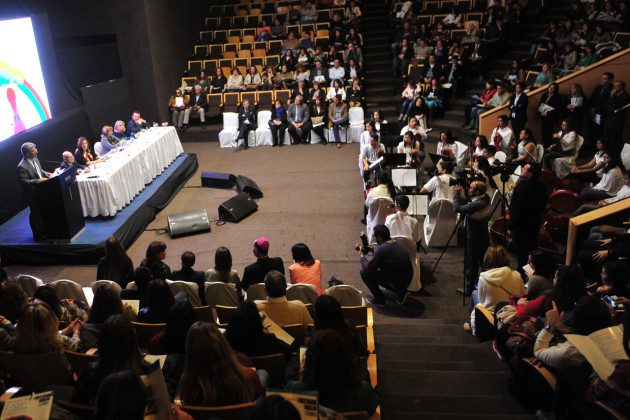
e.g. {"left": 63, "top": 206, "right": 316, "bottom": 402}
{"left": 453, "top": 179, "right": 491, "bottom": 297}
{"left": 359, "top": 224, "right": 413, "bottom": 307}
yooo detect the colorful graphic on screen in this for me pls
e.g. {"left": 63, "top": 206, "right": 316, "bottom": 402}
{"left": 0, "top": 17, "right": 52, "bottom": 142}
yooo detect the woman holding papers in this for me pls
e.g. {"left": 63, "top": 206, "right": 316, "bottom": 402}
{"left": 168, "top": 88, "right": 189, "bottom": 129}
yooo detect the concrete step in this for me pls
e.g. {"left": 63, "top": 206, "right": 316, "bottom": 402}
{"left": 380, "top": 394, "right": 531, "bottom": 416}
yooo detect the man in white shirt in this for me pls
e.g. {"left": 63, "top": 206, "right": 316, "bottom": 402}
{"left": 574, "top": 171, "right": 630, "bottom": 216}
{"left": 489, "top": 114, "right": 514, "bottom": 155}
{"left": 328, "top": 59, "right": 345, "bottom": 87}
{"left": 385, "top": 195, "right": 421, "bottom": 242}
{"left": 421, "top": 160, "right": 455, "bottom": 201}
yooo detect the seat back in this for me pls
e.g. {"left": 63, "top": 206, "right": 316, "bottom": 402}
{"left": 274, "top": 89, "right": 291, "bottom": 104}
{"left": 349, "top": 107, "right": 364, "bottom": 126}
{"left": 258, "top": 91, "right": 274, "bottom": 109}
{"left": 454, "top": 140, "right": 469, "bottom": 171}
{"left": 64, "top": 350, "right": 98, "bottom": 376}
{"left": 473, "top": 304, "right": 495, "bottom": 342}
{"left": 94, "top": 142, "right": 103, "bottom": 156}
{"left": 17, "top": 274, "right": 44, "bottom": 297}
{"left": 52, "top": 279, "right": 88, "bottom": 303}
{"left": 166, "top": 280, "right": 201, "bottom": 307}
{"left": 286, "top": 284, "right": 319, "bottom": 306}
{"left": 0, "top": 351, "right": 73, "bottom": 392}
{"left": 536, "top": 144, "right": 545, "bottom": 164}
{"left": 423, "top": 198, "right": 457, "bottom": 247}
{"left": 249, "top": 353, "right": 287, "bottom": 387}
{"left": 91, "top": 280, "right": 122, "bottom": 295}
{"left": 245, "top": 283, "right": 267, "bottom": 302}
{"left": 177, "top": 402, "right": 255, "bottom": 420}
{"left": 393, "top": 235, "right": 422, "bottom": 291}
{"left": 257, "top": 110, "right": 272, "bottom": 127}
{"left": 204, "top": 282, "right": 239, "bottom": 308}
{"left": 215, "top": 305, "right": 238, "bottom": 326}
{"left": 241, "top": 91, "right": 257, "bottom": 107}
{"left": 223, "top": 112, "right": 240, "bottom": 129}
{"left": 223, "top": 94, "right": 240, "bottom": 113}
{"left": 366, "top": 197, "right": 393, "bottom": 243}
{"left": 341, "top": 306, "right": 368, "bottom": 327}
{"left": 131, "top": 322, "right": 166, "bottom": 350}
{"left": 494, "top": 151, "right": 507, "bottom": 163}
{"left": 325, "top": 285, "right": 364, "bottom": 306}
{"left": 193, "top": 305, "right": 216, "bottom": 323}
{"left": 282, "top": 324, "right": 308, "bottom": 349}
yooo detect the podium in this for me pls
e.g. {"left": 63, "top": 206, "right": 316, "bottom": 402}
{"left": 36, "top": 166, "right": 85, "bottom": 242}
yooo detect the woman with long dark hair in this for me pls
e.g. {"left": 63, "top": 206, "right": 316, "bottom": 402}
{"left": 579, "top": 151, "right": 623, "bottom": 201}
{"left": 312, "top": 295, "right": 369, "bottom": 357}
{"left": 177, "top": 322, "right": 262, "bottom": 406}
{"left": 525, "top": 250, "right": 556, "bottom": 299}
{"left": 97, "top": 236, "right": 134, "bottom": 288}
{"left": 206, "top": 246, "right": 243, "bottom": 300}
{"left": 140, "top": 241, "right": 171, "bottom": 280}
{"left": 137, "top": 280, "right": 174, "bottom": 324}
{"left": 289, "top": 243, "right": 323, "bottom": 294}
{"left": 80, "top": 284, "right": 126, "bottom": 351}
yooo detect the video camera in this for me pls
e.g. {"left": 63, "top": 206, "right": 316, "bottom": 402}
{"left": 448, "top": 169, "right": 485, "bottom": 188}
{"left": 492, "top": 160, "right": 521, "bottom": 182}
{"left": 355, "top": 231, "right": 373, "bottom": 255}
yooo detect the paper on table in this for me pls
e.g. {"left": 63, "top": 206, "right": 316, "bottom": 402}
{"left": 565, "top": 326, "right": 628, "bottom": 379}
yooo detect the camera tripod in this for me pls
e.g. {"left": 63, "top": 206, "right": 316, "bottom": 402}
{"left": 432, "top": 211, "right": 469, "bottom": 306}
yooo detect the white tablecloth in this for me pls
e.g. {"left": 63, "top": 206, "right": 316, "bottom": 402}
{"left": 77, "top": 127, "right": 184, "bottom": 217}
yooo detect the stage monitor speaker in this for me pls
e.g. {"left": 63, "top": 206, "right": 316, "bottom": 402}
{"left": 201, "top": 172, "right": 236, "bottom": 189}
{"left": 218, "top": 192, "right": 258, "bottom": 223}
{"left": 236, "top": 175, "right": 263, "bottom": 198}
{"left": 168, "top": 209, "right": 211, "bottom": 238}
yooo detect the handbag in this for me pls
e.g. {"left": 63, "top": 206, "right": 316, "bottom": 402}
{"left": 504, "top": 317, "right": 542, "bottom": 358}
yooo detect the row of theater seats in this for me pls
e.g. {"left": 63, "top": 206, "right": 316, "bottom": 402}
{"left": 392, "top": 0, "right": 488, "bottom": 16}
{"left": 204, "top": 6, "right": 347, "bottom": 29}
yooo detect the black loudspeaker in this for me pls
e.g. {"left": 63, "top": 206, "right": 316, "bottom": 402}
{"left": 236, "top": 175, "right": 263, "bottom": 198}
{"left": 218, "top": 192, "right": 258, "bottom": 222}
{"left": 167, "top": 209, "right": 211, "bottom": 238}
{"left": 201, "top": 172, "right": 236, "bottom": 189}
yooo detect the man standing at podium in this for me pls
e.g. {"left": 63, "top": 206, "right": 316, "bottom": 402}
{"left": 17, "top": 142, "right": 51, "bottom": 241}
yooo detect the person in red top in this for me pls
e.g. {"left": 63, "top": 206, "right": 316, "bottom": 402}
{"left": 464, "top": 80, "right": 496, "bottom": 129}
{"left": 289, "top": 243, "right": 324, "bottom": 295}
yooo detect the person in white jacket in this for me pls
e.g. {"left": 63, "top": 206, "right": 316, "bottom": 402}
{"left": 468, "top": 245, "right": 526, "bottom": 332}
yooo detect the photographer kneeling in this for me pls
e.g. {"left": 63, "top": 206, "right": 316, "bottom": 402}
{"left": 453, "top": 179, "right": 491, "bottom": 297}
{"left": 359, "top": 225, "right": 413, "bottom": 307}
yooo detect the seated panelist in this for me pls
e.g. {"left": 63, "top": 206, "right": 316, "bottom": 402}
{"left": 74, "top": 137, "right": 105, "bottom": 167}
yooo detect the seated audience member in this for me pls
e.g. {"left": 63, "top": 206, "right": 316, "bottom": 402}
{"left": 398, "top": 82, "right": 416, "bottom": 122}
{"left": 595, "top": 261, "right": 630, "bottom": 299}
{"left": 244, "top": 66, "right": 262, "bottom": 91}
{"left": 392, "top": 38, "right": 413, "bottom": 79}
{"left": 112, "top": 120, "right": 130, "bottom": 139}
{"left": 168, "top": 88, "right": 189, "bottom": 130}
{"left": 469, "top": 84, "right": 511, "bottom": 133}
{"left": 256, "top": 19, "right": 272, "bottom": 41}
{"left": 407, "top": 97, "right": 428, "bottom": 127}
{"left": 291, "top": 79, "right": 309, "bottom": 104}
{"left": 543, "top": 119, "right": 577, "bottom": 170}
{"left": 328, "top": 94, "right": 349, "bottom": 148}
{"left": 466, "top": 246, "right": 526, "bottom": 331}
{"left": 422, "top": 55, "right": 443, "bottom": 84}
{"left": 289, "top": 243, "right": 323, "bottom": 295}
{"left": 421, "top": 160, "right": 455, "bottom": 201}
{"left": 256, "top": 270, "right": 313, "bottom": 329}
{"left": 171, "top": 251, "right": 206, "bottom": 305}
{"left": 227, "top": 68, "right": 245, "bottom": 91}
{"left": 574, "top": 170, "right": 630, "bottom": 216}
{"left": 385, "top": 195, "right": 421, "bottom": 242}
{"left": 210, "top": 68, "right": 227, "bottom": 93}
{"left": 73, "top": 314, "right": 150, "bottom": 405}
{"left": 148, "top": 298, "right": 196, "bottom": 357}
{"left": 423, "top": 78, "right": 445, "bottom": 122}
{"left": 270, "top": 18, "right": 286, "bottom": 39}
{"left": 508, "top": 296, "right": 615, "bottom": 412}
{"left": 33, "top": 284, "right": 86, "bottom": 326}
{"left": 279, "top": 51, "right": 297, "bottom": 74}
{"left": 359, "top": 224, "right": 413, "bottom": 307}
{"left": 328, "top": 60, "right": 346, "bottom": 87}
{"left": 100, "top": 125, "right": 124, "bottom": 155}
{"left": 300, "top": 33, "right": 315, "bottom": 53}
{"left": 251, "top": 395, "right": 301, "bottom": 420}
{"left": 74, "top": 137, "right": 104, "bottom": 167}
{"left": 301, "top": 1, "right": 316, "bottom": 23}
{"left": 187, "top": 85, "right": 207, "bottom": 129}
{"left": 490, "top": 114, "right": 515, "bottom": 155}
{"left": 397, "top": 131, "right": 423, "bottom": 166}
{"left": 15, "top": 301, "right": 82, "bottom": 354}
{"left": 569, "top": 138, "right": 606, "bottom": 183}
{"left": 310, "top": 60, "right": 329, "bottom": 86}
{"left": 0, "top": 281, "right": 27, "bottom": 324}
{"left": 311, "top": 96, "right": 329, "bottom": 143}
{"left": 286, "top": 329, "right": 379, "bottom": 414}
{"left": 121, "top": 266, "right": 152, "bottom": 308}
{"left": 235, "top": 99, "right": 257, "bottom": 150}
{"left": 327, "top": 79, "right": 347, "bottom": 102}
{"left": 137, "top": 280, "right": 174, "bottom": 324}
{"left": 578, "top": 228, "right": 630, "bottom": 282}
{"left": 346, "top": 58, "right": 363, "bottom": 86}
{"left": 224, "top": 301, "right": 292, "bottom": 361}
{"left": 80, "top": 284, "right": 126, "bottom": 351}
{"left": 127, "top": 111, "right": 148, "bottom": 135}
{"left": 311, "top": 295, "right": 369, "bottom": 357}
{"left": 347, "top": 79, "right": 363, "bottom": 108}
{"left": 579, "top": 151, "right": 623, "bottom": 201}
{"left": 525, "top": 250, "right": 557, "bottom": 299}
{"left": 533, "top": 63, "right": 556, "bottom": 89}
{"left": 504, "top": 60, "right": 526, "bottom": 86}
{"left": 287, "top": 95, "right": 312, "bottom": 145}
{"left": 242, "top": 237, "right": 285, "bottom": 291}
{"left": 139, "top": 241, "right": 171, "bottom": 280}
{"left": 206, "top": 246, "right": 243, "bottom": 301}
{"left": 464, "top": 81, "right": 496, "bottom": 129}
{"left": 177, "top": 322, "right": 263, "bottom": 405}
{"left": 345, "top": 42, "right": 363, "bottom": 68}
{"left": 97, "top": 236, "right": 134, "bottom": 289}
{"left": 59, "top": 150, "right": 90, "bottom": 174}
{"left": 360, "top": 132, "right": 385, "bottom": 182}
{"left": 95, "top": 371, "right": 161, "bottom": 420}
{"left": 270, "top": 100, "right": 289, "bottom": 147}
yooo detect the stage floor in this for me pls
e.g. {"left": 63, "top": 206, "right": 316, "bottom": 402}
{"left": 0, "top": 153, "right": 198, "bottom": 265}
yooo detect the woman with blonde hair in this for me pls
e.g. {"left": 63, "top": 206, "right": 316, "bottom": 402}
{"left": 177, "top": 322, "right": 263, "bottom": 406}
{"left": 15, "top": 301, "right": 83, "bottom": 354}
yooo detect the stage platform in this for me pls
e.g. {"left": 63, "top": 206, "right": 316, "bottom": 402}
{"left": 0, "top": 153, "right": 198, "bottom": 266}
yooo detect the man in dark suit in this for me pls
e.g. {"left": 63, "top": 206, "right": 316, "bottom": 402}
{"left": 589, "top": 72, "right": 614, "bottom": 141}
{"left": 508, "top": 82, "right": 529, "bottom": 137}
{"left": 126, "top": 111, "right": 149, "bottom": 135}
{"left": 465, "top": 35, "right": 489, "bottom": 80}
{"left": 421, "top": 55, "right": 443, "bottom": 84}
{"left": 236, "top": 99, "right": 257, "bottom": 150}
{"left": 16, "top": 142, "right": 51, "bottom": 241}
{"left": 508, "top": 162, "right": 548, "bottom": 275}
{"left": 186, "top": 85, "right": 207, "bottom": 129}
{"left": 287, "top": 95, "right": 312, "bottom": 144}
{"left": 600, "top": 80, "right": 630, "bottom": 154}
{"left": 171, "top": 251, "right": 207, "bottom": 306}
{"left": 309, "top": 60, "right": 330, "bottom": 86}
{"left": 241, "top": 237, "right": 285, "bottom": 291}
{"left": 59, "top": 151, "right": 89, "bottom": 173}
